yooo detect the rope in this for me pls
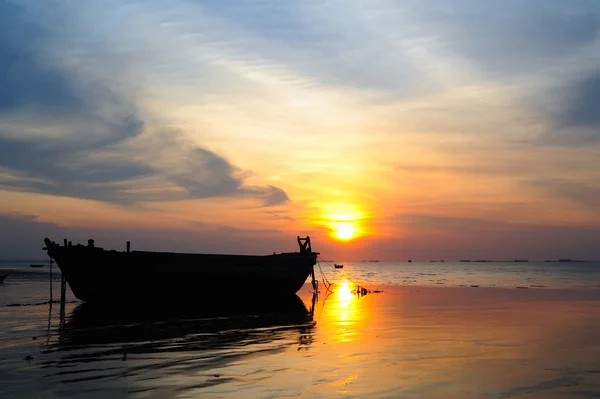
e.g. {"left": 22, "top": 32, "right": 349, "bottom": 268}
{"left": 317, "top": 256, "right": 371, "bottom": 296}
{"left": 317, "top": 261, "right": 333, "bottom": 292}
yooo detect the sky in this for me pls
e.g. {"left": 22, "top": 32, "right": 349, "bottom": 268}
{"left": 1, "top": 0, "right": 600, "bottom": 260}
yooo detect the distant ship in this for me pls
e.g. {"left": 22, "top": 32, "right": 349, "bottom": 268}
{"left": 43, "top": 236, "right": 319, "bottom": 303}
{"left": 334, "top": 263, "right": 344, "bottom": 269}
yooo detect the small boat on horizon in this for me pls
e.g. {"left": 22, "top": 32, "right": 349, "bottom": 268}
{"left": 334, "top": 263, "right": 344, "bottom": 269}
{"left": 43, "top": 236, "right": 319, "bottom": 303}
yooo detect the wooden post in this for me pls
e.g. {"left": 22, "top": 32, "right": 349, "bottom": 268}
{"left": 60, "top": 273, "right": 67, "bottom": 315}
{"left": 127, "top": 241, "right": 131, "bottom": 252}
{"left": 310, "top": 266, "right": 318, "bottom": 300}
{"left": 49, "top": 258, "right": 53, "bottom": 303}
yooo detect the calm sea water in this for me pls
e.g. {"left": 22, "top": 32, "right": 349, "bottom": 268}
{"left": 2, "top": 259, "right": 600, "bottom": 398}
{"left": 318, "top": 260, "right": 600, "bottom": 290}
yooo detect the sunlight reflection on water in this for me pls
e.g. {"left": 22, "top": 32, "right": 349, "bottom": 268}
{"left": 2, "top": 273, "right": 600, "bottom": 398}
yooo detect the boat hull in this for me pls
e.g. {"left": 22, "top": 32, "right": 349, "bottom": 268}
{"left": 44, "top": 239, "right": 317, "bottom": 303}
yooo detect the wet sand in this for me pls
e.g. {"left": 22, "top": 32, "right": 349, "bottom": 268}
{"left": 2, "top": 282, "right": 600, "bottom": 398}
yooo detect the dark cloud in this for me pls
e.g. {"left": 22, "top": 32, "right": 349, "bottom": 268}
{"left": 0, "top": 136, "right": 153, "bottom": 202}
{"left": 0, "top": 1, "right": 152, "bottom": 203}
{"left": 0, "top": 132, "right": 289, "bottom": 206}
{"left": 0, "top": 2, "right": 288, "bottom": 206}
{"left": 540, "top": 73, "right": 600, "bottom": 145}
{"left": 530, "top": 178, "right": 600, "bottom": 208}
{"left": 168, "top": 147, "right": 242, "bottom": 199}
{"left": 556, "top": 73, "right": 600, "bottom": 130}
{"left": 247, "top": 186, "right": 290, "bottom": 207}
{"left": 424, "top": 0, "right": 600, "bottom": 75}
{"left": 133, "top": 131, "right": 290, "bottom": 205}
{"left": 0, "top": 2, "right": 82, "bottom": 113}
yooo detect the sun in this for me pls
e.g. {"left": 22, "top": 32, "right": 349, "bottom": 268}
{"left": 316, "top": 202, "right": 368, "bottom": 242}
{"left": 333, "top": 222, "right": 356, "bottom": 241}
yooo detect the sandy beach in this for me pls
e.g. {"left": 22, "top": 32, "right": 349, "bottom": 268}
{"left": 2, "top": 274, "right": 600, "bottom": 398}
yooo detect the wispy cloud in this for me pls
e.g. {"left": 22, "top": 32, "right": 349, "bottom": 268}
{"left": 1, "top": 0, "right": 600, "bottom": 257}
{"left": 0, "top": 0, "right": 291, "bottom": 206}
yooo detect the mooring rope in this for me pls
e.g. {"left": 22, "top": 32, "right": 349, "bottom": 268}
{"left": 317, "top": 255, "right": 373, "bottom": 295}
{"left": 316, "top": 261, "right": 333, "bottom": 293}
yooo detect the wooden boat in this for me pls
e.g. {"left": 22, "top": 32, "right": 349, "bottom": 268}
{"left": 0, "top": 274, "right": 8, "bottom": 283}
{"left": 30, "top": 264, "right": 44, "bottom": 268}
{"left": 43, "top": 236, "right": 319, "bottom": 303}
{"left": 334, "top": 263, "right": 344, "bottom": 269}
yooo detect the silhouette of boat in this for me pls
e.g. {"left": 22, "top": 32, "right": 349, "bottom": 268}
{"left": 30, "top": 264, "right": 44, "bottom": 268}
{"left": 43, "top": 236, "right": 319, "bottom": 303}
{"left": 0, "top": 273, "right": 8, "bottom": 283}
{"left": 334, "top": 263, "right": 344, "bottom": 269}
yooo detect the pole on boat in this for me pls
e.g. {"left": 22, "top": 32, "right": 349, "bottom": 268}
{"left": 127, "top": 241, "right": 131, "bottom": 253}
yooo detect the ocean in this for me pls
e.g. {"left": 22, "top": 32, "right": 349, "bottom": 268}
{"left": 1, "top": 260, "right": 600, "bottom": 398}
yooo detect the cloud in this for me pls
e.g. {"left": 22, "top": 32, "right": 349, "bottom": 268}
{"left": 0, "top": 1, "right": 289, "bottom": 206}
{"left": 415, "top": 0, "right": 600, "bottom": 76}
{"left": 0, "top": 2, "right": 80, "bottom": 113}
{"left": 530, "top": 178, "right": 600, "bottom": 208}
{"left": 540, "top": 72, "right": 600, "bottom": 145}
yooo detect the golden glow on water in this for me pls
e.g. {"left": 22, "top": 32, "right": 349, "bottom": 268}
{"left": 316, "top": 279, "right": 365, "bottom": 343}
{"left": 337, "top": 280, "right": 354, "bottom": 303}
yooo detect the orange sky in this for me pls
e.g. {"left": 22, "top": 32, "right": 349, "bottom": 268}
{"left": 1, "top": 1, "right": 599, "bottom": 259}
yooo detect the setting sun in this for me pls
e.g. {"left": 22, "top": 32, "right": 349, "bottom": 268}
{"left": 319, "top": 203, "right": 368, "bottom": 242}
{"left": 333, "top": 222, "right": 357, "bottom": 241}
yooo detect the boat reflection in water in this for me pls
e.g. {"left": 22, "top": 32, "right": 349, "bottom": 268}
{"left": 44, "top": 293, "right": 316, "bottom": 390}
